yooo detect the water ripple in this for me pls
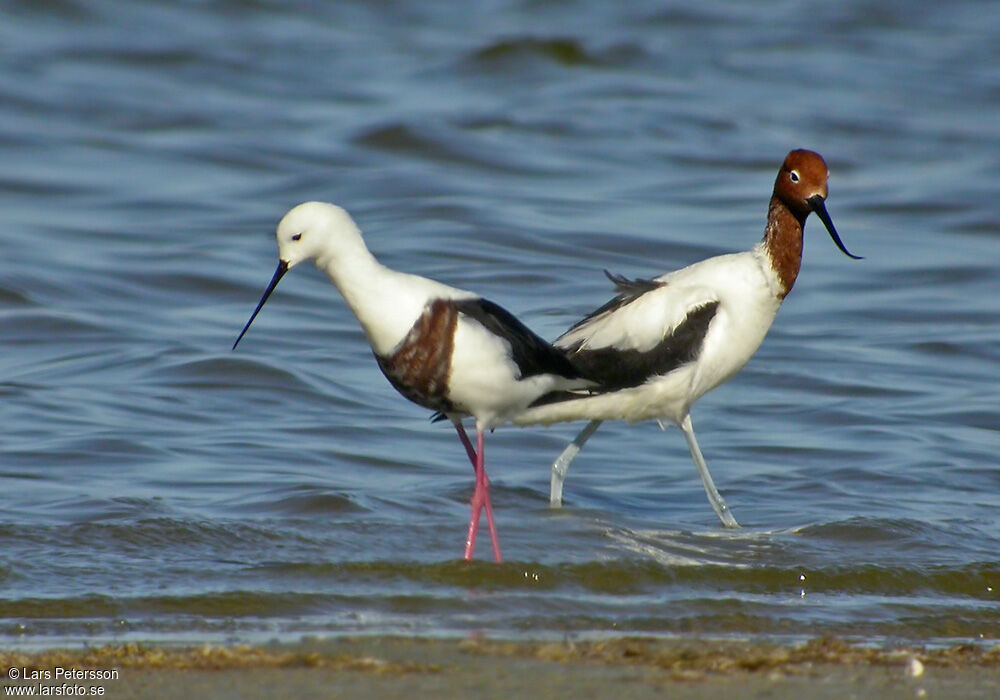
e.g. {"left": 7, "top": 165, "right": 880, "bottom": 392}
{"left": 0, "top": 0, "right": 998, "bottom": 648}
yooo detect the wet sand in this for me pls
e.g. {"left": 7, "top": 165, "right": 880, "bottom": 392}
{"left": 3, "top": 636, "right": 999, "bottom": 699}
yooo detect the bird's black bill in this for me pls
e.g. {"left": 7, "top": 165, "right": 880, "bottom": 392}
{"left": 808, "top": 195, "right": 862, "bottom": 260}
{"left": 232, "top": 259, "right": 288, "bottom": 350}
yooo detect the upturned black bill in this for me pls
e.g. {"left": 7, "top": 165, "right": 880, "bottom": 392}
{"left": 807, "top": 195, "right": 862, "bottom": 260}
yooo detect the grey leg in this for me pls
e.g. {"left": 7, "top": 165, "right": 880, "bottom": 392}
{"left": 550, "top": 420, "right": 602, "bottom": 507}
{"left": 679, "top": 414, "right": 740, "bottom": 528}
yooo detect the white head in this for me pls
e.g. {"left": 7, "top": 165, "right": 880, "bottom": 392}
{"left": 232, "top": 201, "right": 364, "bottom": 349}
{"left": 276, "top": 201, "right": 363, "bottom": 270}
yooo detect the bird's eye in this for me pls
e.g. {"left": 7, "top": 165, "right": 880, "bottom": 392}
{"left": 789, "top": 170, "right": 800, "bottom": 183}
{"left": 291, "top": 233, "right": 302, "bottom": 241}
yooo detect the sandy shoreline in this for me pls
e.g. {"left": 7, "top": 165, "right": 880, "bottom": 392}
{"left": 3, "top": 636, "right": 999, "bottom": 699}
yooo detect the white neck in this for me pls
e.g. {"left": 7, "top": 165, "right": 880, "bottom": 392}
{"left": 312, "top": 231, "right": 471, "bottom": 357}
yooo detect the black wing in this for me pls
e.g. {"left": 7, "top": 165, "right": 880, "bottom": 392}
{"left": 565, "top": 300, "right": 719, "bottom": 391}
{"left": 560, "top": 270, "right": 664, "bottom": 337}
{"left": 452, "top": 298, "right": 582, "bottom": 381}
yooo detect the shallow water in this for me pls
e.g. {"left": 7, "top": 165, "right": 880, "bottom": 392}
{"left": 1, "top": 0, "right": 998, "bottom": 648}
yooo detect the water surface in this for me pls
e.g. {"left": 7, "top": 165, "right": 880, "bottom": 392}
{"left": 1, "top": 0, "right": 998, "bottom": 647}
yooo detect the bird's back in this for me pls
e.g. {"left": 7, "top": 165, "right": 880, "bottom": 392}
{"left": 513, "top": 248, "right": 783, "bottom": 426}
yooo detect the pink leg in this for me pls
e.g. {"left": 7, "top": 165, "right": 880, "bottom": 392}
{"left": 458, "top": 422, "right": 481, "bottom": 560}
{"left": 453, "top": 422, "right": 478, "bottom": 468}
{"left": 455, "top": 422, "right": 482, "bottom": 560}
{"left": 455, "top": 423, "right": 502, "bottom": 563}
{"left": 475, "top": 429, "right": 502, "bottom": 563}
{"left": 464, "top": 507, "right": 480, "bottom": 560}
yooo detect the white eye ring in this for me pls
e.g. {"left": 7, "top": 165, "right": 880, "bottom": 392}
{"left": 789, "top": 170, "right": 800, "bottom": 183}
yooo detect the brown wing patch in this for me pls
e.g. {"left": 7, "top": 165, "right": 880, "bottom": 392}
{"left": 375, "top": 299, "right": 458, "bottom": 413}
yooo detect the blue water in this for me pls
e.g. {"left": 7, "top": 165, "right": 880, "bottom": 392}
{"left": 1, "top": 0, "right": 998, "bottom": 647}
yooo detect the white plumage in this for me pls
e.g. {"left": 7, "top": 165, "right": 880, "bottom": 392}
{"left": 531, "top": 249, "right": 780, "bottom": 425}
{"left": 233, "top": 202, "right": 590, "bottom": 561}
{"left": 513, "top": 150, "right": 861, "bottom": 527}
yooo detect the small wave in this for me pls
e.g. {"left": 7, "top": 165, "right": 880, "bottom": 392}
{"left": 223, "top": 484, "right": 365, "bottom": 517}
{"left": 0, "top": 309, "right": 117, "bottom": 343}
{"left": 351, "top": 121, "right": 548, "bottom": 176}
{"left": 152, "top": 355, "right": 322, "bottom": 395}
{"left": 466, "top": 37, "right": 644, "bottom": 71}
{"left": 471, "top": 37, "right": 594, "bottom": 67}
